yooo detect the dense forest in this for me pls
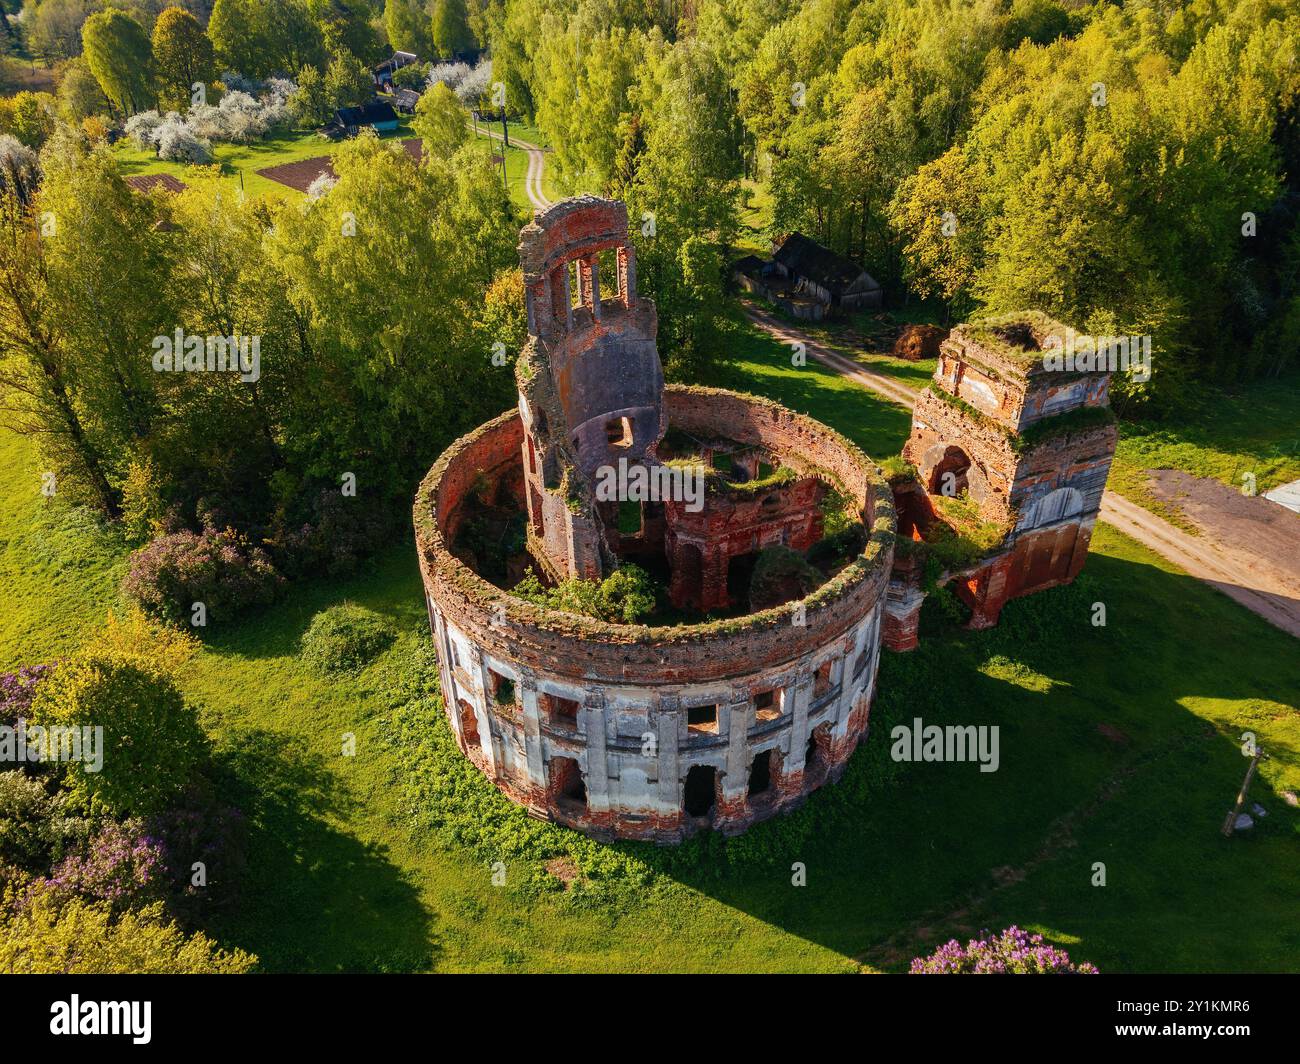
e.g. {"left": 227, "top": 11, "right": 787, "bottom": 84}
{"left": 0, "top": 0, "right": 1296, "bottom": 604}
{"left": 487, "top": 0, "right": 1299, "bottom": 400}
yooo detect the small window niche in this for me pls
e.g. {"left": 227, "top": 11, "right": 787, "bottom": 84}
{"left": 605, "top": 417, "right": 633, "bottom": 448}
{"left": 687, "top": 704, "right": 718, "bottom": 736}
{"left": 754, "top": 688, "right": 784, "bottom": 723}
{"left": 813, "top": 660, "right": 833, "bottom": 698}
{"left": 542, "top": 692, "right": 581, "bottom": 726}
{"left": 489, "top": 669, "right": 516, "bottom": 707}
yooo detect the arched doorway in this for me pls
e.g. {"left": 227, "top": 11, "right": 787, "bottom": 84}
{"left": 458, "top": 700, "right": 480, "bottom": 747}
{"left": 928, "top": 445, "right": 972, "bottom": 497}
{"left": 683, "top": 765, "right": 717, "bottom": 820}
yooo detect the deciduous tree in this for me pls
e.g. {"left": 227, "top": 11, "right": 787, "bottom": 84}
{"left": 81, "top": 9, "right": 155, "bottom": 117}
{"left": 412, "top": 80, "right": 467, "bottom": 159}
{"left": 151, "top": 7, "right": 215, "bottom": 112}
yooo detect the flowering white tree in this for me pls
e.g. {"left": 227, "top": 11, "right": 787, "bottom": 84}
{"left": 454, "top": 59, "right": 492, "bottom": 107}
{"left": 305, "top": 172, "right": 337, "bottom": 201}
{"left": 0, "top": 135, "right": 41, "bottom": 203}
{"left": 125, "top": 111, "right": 165, "bottom": 151}
{"left": 125, "top": 82, "right": 296, "bottom": 162}
{"left": 427, "top": 61, "right": 471, "bottom": 91}
{"left": 153, "top": 115, "right": 213, "bottom": 163}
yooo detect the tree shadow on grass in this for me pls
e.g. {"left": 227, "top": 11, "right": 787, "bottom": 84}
{"left": 210, "top": 726, "right": 437, "bottom": 973}
{"left": 198, "top": 547, "right": 428, "bottom": 663}
{"left": 649, "top": 544, "right": 1300, "bottom": 972}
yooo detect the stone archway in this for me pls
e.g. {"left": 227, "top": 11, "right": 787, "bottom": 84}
{"left": 928, "top": 444, "right": 972, "bottom": 497}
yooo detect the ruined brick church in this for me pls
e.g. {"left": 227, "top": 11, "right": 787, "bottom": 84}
{"left": 414, "top": 197, "right": 1117, "bottom": 843}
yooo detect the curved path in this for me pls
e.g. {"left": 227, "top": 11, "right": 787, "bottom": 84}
{"left": 476, "top": 125, "right": 552, "bottom": 210}
{"left": 741, "top": 305, "right": 1300, "bottom": 639}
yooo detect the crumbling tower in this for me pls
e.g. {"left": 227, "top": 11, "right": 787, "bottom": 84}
{"left": 515, "top": 196, "right": 665, "bottom": 582}
{"left": 415, "top": 197, "right": 897, "bottom": 843}
{"left": 900, "top": 311, "right": 1118, "bottom": 631}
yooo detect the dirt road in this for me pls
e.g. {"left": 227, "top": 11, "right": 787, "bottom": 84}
{"left": 476, "top": 125, "right": 552, "bottom": 210}
{"left": 741, "top": 306, "right": 1300, "bottom": 639}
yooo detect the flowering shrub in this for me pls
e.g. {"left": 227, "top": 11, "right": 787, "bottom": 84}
{"left": 152, "top": 115, "right": 213, "bottom": 162}
{"left": 124, "top": 110, "right": 164, "bottom": 150}
{"left": 910, "top": 926, "right": 1099, "bottom": 974}
{"left": 43, "top": 819, "right": 167, "bottom": 913}
{"left": 219, "top": 72, "right": 261, "bottom": 94}
{"left": 124, "top": 82, "right": 294, "bottom": 162}
{"left": 0, "top": 664, "right": 53, "bottom": 729}
{"left": 305, "top": 172, "right": 337, "bottom": 200}
{"left": 454, "top": 59, "right": 493, "bottom": 106}
{"left": 0, "top": 135, "right": 40, "bottom": 205}
{"left": 123, "top": 527, "right": 284, "bottom": 625}
{"left": 427, "top": 61, "right": 471, "bottom": 91}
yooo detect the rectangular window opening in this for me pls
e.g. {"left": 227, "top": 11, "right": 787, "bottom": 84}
{"left": 813, "top": 660, "right": 833, "bottom": 698}
{"left": 490, "top": 669, "right": 516, "bottom": 707}
{"left": 754, "top": 688, "right": 784, "bottom": 722}
{"left": 542, "top": 692, "right": 580, "bottom": 725}
{"left": 605, "top": 417, "right": 633, "bottom": 448}
{"left": 687, "top": 704, "right": 718, "bottom": 735}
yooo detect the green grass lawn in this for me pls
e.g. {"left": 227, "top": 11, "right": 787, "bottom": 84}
{"left": 1108, "top": 372, "right": 1300, "bottom": 527}
{"left": 2, "top": 319, "right": 1296, "bottom": 973}
{"left": 114, "top": 114, "right": 548, "bottom": 221}
{"left": 771, "top": 303, "right": 942, "bottom": 394}
{"left": 469, "top": 124, "right": 539, "bottom": 215}
{"left": 114, "top": 121, "right": 424, "bottom": 202}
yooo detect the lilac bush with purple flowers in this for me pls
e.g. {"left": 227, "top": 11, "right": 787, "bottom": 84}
{"left": 0, "top": 664, "right": 53, "bottom": 729}
{"left": 910, "top": 926, "right": 1099, "bottom": 974}
{"left": 123, "top": 527, "right": 284, "bottom": 625}
{"left": 42, "top": 819, "right": 168, "bottom": 913}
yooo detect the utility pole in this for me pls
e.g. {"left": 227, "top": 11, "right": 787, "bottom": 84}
{"left": 1221, "top": 746, "right": 1265, "bottom": 837}
{"left": 500, "top": 108, "right": 509, "bottom": 149}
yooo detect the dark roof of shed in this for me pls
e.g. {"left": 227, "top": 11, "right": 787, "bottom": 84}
{"left": 773, "top": 232, "right": 880, "bottom": 295}
{"left": 336, "top": 101, "right": 399, "bottom": 126}
{"left": 732, "top": 254, "right": 765, "bottom": 276}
